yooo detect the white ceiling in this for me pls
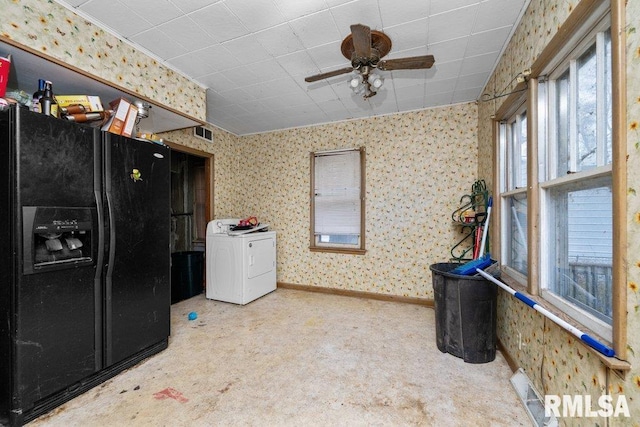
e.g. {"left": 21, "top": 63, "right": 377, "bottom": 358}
{"left": 55, "top": 0, "right": 528, "bottom": 136}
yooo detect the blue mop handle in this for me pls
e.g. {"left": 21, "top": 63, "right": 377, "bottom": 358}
{"left": 580, "top": 335, "right": 616, "bottom": 358}
{"left": 476, "top": 268, "right": 615, "bottom": 358}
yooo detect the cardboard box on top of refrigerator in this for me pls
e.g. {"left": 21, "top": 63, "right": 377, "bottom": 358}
{"left": 121, "top": 103, "right": 138, "bottom": 138}
{"left": 55, "top": 95, "right": 104, "bottom": 112}
{"left": 102, "top": 97, "right": 131, "bottom": 135}
{"left": 0, "top": 54, "right": 11, "bottom": 98}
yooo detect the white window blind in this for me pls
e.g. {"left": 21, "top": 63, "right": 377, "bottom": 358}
{"left": 314, "top": 150, "right": 361, "bottom": 236}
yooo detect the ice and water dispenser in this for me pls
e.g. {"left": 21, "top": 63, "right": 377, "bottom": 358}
{"left": 22, "top": 206, "right": 95, "bottom": 274}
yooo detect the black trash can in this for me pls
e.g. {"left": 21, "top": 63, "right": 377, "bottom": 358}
{"left": 171, "top": 251, "right": 204, "bottom": 304}
{"left": 430, "top": 263, "right": 497, "bottom": 363}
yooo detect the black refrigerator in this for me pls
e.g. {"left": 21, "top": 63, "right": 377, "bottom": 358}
{"left": 0, "top": 105, "right": 171, "bottom": 426}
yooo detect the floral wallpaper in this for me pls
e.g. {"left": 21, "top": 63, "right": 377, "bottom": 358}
{"left": 479, "top": 0, "right": 640, "bottom": 425}
{"left": 223, "top": 104, "right": 479, "bottom": 299}
{"left": 0, "top": 0, "right": 206, "bottom": 121}
{"left": 166, "top": 104, "right": 479, "bottom": 301}
{"left": 613, "top": 0, "right": 640, "bottom": 423}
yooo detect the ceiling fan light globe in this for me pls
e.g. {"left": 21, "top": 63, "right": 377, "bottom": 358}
{"left": 368, "top": 73, "right": 384, "bottom": 89}
{"left": 349, "top": 76, "right": 362, "bottom": 88}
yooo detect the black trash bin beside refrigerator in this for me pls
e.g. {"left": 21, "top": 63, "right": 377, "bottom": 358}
{"left": 0, "top": 105, "right": 171, "bottom": 426}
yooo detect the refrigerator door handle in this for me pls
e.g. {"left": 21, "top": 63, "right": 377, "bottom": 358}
{"left": 105, "top": 191, "right": 116, "bottom": 278}
{"left": 93, "top": 129, "right": 104, "bottom": 371}
{"left": 104, "top": 133, "right": 115, "bottom": 366}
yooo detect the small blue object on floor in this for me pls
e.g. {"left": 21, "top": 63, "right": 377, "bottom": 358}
{"left": 188, "top": 311, "right": 197, "bottom": 321}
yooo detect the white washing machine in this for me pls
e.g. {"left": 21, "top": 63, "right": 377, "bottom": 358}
{"left": 205, "top": 219, "right": 276, "bottom": 305}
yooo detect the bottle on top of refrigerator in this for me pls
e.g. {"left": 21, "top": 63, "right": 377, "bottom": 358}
{"left": 39, "top": 81, "right": 58, "bottom": 117}
{"left": 32, "top": 79, "right": 45, "bottom": 113}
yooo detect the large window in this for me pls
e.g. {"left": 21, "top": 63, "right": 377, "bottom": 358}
{"left": 310, "top": 148, "right": 365, "bottom": 253}
{"left": 540, "top": 16, "right": 613, "bottom": 338}
{"left": 497, "top": 4, "right": 614, "bottom": 342}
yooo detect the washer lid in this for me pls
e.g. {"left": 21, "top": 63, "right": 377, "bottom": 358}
{"left": 207, "top": 218, "right": 239, "bottom": 235}
{"left": 227, "top": 223, "right": 270, "bottom": 236}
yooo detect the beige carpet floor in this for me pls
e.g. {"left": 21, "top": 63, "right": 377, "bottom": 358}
{"left": 29, "top": 288, "right": 529, "bottom": 426}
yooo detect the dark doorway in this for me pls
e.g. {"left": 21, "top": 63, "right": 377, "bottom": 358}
{"left": 169, "top": 149, "right": 210, "bottom": 304}
{"left": 171, "top": 151, "right": 207, "bottom": 252}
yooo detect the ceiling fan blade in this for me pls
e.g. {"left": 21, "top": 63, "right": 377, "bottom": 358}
{"left": 350, "top": 24, "right": 372, "bottom": 59}
{"left": 305, "top": 67, "right": 354, "bottom": 83}
{"left": 377, "top": 55, "right": 435, "bottom": 71}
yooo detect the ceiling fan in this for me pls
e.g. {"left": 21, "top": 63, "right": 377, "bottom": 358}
{"left": 305, "top": 24, "right": 435, "bottom": 98}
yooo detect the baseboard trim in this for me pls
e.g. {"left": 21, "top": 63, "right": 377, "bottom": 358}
{"left": 277, "top": 282, "right": 434, "bottom": 307}
{"left": 497, "top": 338, "right": 519, "bottom": 373}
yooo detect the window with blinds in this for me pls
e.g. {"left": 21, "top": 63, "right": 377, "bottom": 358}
{"left": 310, "top": 148, "right": 365, "bottom": 253}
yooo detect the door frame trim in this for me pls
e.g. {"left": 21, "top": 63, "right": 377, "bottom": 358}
{"left": 163, "top": 142, "right": 214, "bottom": 226}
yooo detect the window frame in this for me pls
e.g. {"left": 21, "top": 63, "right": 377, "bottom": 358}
{"left": 309, "top": 147, "right": 366, "bottom": 255}
{"left": 539, "top": 169, "right": 613, "bottom": 338}
{"left": 538, "top": 12, "right": 613, "bottom": 341}
{"left": 493, "top": 0, "right": 626, "bottom": 358}
{"left": 499, "top": 100, "right": 529, "bottom": 283}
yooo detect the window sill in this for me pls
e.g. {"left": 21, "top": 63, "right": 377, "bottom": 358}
{"left": 309, "top": 246, "right": 366, "bottom": 255}
{"left": 500, "top": 271, "right": 631, "bottom": 373}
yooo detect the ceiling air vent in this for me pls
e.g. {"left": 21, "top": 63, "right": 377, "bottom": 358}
{"left": 193, "top": 126, "right": 213, "bottom": 142}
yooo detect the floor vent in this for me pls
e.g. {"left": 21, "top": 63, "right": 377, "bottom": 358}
{"left": 510, "top": 368, "right": 558, "bottom": 427}
{"left": 194, "top": 126, "right": 213, "bottom": 142}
